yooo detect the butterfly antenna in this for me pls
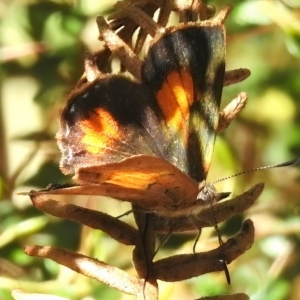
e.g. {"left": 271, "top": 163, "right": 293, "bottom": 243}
{"left": 213, "top": 158, "right": 300, "bottom": 184}
{"left": 210, "top": 157, "right": 299, "bottom": 284}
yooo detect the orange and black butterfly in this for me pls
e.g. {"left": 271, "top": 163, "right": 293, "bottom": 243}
{"left": 43, "top": 7, "right": 236, "bottom": 217}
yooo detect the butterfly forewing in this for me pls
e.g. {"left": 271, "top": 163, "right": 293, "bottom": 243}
{"left": 142, "top": 24, "right": 225, "bottom": 181}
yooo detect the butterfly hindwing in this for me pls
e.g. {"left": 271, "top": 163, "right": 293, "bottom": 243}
{"left": 58, "top": 76, "right": 169, "bottom": 174}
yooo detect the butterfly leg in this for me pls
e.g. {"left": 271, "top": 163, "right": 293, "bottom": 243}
{"left": 152, "top": 228, "right": 173, "bottom": 259}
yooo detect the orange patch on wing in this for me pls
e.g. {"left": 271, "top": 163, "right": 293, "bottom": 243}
{"left": 79, "top": 108, "right": 120, "bottom": 154}
{"left": 75, "top": 155, "right": 199, "bottom": 208}
{"left": 156, "top": 70, "right": 194, "bottom": 136}
{"left": 180, "top": 70, "right": 194, "bottom": 106}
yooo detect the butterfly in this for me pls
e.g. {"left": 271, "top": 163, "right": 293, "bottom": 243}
{"left": 38, "top": 6, "right": 247, "bottom": 218}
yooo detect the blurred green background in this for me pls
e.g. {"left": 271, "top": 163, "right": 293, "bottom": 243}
{"left": 0, "top": 0, "right": 300, "bottom": 299}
